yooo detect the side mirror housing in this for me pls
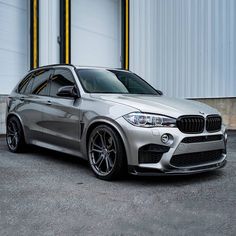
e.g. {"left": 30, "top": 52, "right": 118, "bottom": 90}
{"left": 156, "top": 89, "right": 163, "bottom": 95}
{"left": 57, "top": 86, "right": 80, "bottom": 98}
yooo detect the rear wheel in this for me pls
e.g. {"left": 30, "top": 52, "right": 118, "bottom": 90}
{"left": 6, "top": 116, "right": 26, "bottom": 153}
{"left": 88, "top": 125, "right": 126, "bottom": 180}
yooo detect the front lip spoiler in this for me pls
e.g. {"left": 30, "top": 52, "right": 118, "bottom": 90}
{"left": 128, "top": 160, "right": 227, "bottom": 176}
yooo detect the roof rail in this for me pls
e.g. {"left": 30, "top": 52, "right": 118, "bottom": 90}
{"left": 114, "top": 67, "right": 128, "bottom": 71}
{"left": 75, "top": 65, "right": 109, "bottom": 69}
{"left": 28, "top": 63, "right": 76, "bottom": 72}
{"left": 75, "top": 65, "right": 129, "bottom": 71}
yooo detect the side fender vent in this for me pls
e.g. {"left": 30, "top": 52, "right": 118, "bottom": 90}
{"left": 80, "top": 122, "right": 85, "bottom": 139}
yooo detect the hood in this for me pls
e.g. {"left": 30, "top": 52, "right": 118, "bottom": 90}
{"left": 90, "top": 94, "right": 219, "bottom": 118}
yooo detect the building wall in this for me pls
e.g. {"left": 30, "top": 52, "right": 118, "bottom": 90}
{"left": 0, "top": 0, "right": 236, "bottom": 134}
{"left": 195, "top": 98, "right": 236, "bottom": 130}
{"left": 71, "top": 0, "right": 122, "bottom": 67}
{"left": 0, "top": 0, "right": 29, "bottom": 134}
{"left": 130, "top": 0, "right": 236, "bottom": 98}
{"left": 0, "top": 96, "right": 7, "bottom": 134}
{"left": 39, "top": 0, "right": 60, "bottom": 66}
{"left": 0, "top": 0, "right": 29, "bottom": 95}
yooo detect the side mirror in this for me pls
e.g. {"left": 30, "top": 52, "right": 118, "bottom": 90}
{"left": 57, "top": 86, "right": 80, "bottom": 98}
{"left": 156, "top": 89, "right": 163, "bottom": 95}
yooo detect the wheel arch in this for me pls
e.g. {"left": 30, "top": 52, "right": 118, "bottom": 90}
{"left": 85, "top": 119, "right": 129, "bottom": 165}
{"left": 6, "top": 113, "right": 28, "bottom": 143}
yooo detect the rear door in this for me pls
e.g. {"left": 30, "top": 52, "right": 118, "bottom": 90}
{"left": 28, "top": 69, "right": 53, "bottom": 144}
{"left": 40, "top": 68, "right": 81, "bottom": 153}
{"left": 27, "top": 69, "right": 52, "bottom": 143}
{"left": 16, "top": 69, "right": 52, "bottom": 143}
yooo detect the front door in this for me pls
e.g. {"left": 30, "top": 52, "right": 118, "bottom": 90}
{"left": 40, "top": 68, "right": 81, "bottom": 154}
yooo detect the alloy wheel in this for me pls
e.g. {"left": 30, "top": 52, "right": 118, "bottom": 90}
{"left": 89, "top": 129, "right": 117, "bottom": 176}
{"left": 7, "top": 120, "right": 20, "bottom": 151}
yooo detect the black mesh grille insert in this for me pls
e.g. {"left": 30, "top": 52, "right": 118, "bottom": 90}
{"left": 182, "top": 135, "right": 223, "bottom": 143}
{"left": 170, "top": 150, "right": 223, "bottom": 167}
{"left": 206, "top": 115, "right": 222, "bottom": 132}
{"left": 138, "top": 144, "right": 170, "bottom": 164}
{"left": 177, "top": 116, "right": 205, "bottom": 134}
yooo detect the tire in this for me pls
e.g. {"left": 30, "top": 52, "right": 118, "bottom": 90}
{"left": 6, "top": 116, "right": 26, "bottom": 153}
{"left": 88, "top": 124, "right": 126, "bottom": 180}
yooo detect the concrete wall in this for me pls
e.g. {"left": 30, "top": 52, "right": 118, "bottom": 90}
{"left": 195, "top": 98, "right": 236, "bottom": 130}
{"left": 0, "top": 96, "right": 7, "bottom": 135}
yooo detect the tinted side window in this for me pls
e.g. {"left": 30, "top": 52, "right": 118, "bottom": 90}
{"left": 24, "top": 76, "right": 35, "bottom": 95}
{"left": 50, "top": 69, "right": 75, "bottom": 97}
{"left": 31, "top": 69, "right": 52, "bottom": 96}
{"left": 111, "top": 71, "right": 158, "bottom": 95}
{"left": 18, "top": 73, "right": 33, "bottom": 94}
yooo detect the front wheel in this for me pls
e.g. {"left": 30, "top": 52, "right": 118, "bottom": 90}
{"left": 6, "top": 116, "right": 26, "bottom": 153}
{"left": 88, "top": 125, "right": 126, "bottom": 180}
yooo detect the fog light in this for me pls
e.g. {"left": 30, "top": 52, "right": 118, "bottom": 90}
{"left": 161, "top": 134, "right": 169, "bottom": 144}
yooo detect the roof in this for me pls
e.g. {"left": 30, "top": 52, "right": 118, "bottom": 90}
{"left": 29, "top": 64, "right": 129, "bottom": 72}
{"left": 28, "top": 63, "right": 76, "bottom": 72}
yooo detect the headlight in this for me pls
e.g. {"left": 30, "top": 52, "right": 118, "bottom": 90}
{"left": 123, "top": 112, "right": 176, "bottom": 128}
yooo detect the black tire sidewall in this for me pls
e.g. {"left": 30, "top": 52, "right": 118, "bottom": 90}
{"left": 6, "top": 117, "right": 25, "bottom": 153}
{"left": 88, "top": 125, "right": 125, "bottom": 180}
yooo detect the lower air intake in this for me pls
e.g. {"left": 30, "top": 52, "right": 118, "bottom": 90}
{"left": 138, "top": 144, "right": 170, "bottom": 164}
{"left": 170, "top": 150, "right": 224, "bottom": 167}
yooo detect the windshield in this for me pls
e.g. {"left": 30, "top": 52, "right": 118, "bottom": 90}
{"left": 76, "top": 69, "right": 159, "bottom": 95}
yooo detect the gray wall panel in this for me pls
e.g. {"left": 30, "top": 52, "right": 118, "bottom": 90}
{"left": 0, "top": 0, "right": 28, "bottom": 94}
{"left": 39, "top": 0, "right": 60, "bottom": 66}
{"left": 130, "top": 0, "right": 236, "bottom": 98}
{"left": 71, "top": 0, "right": 121, "bottom": 67}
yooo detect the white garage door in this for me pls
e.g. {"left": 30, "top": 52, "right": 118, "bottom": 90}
{"left": 71, "top": 0, "right": 122, "bottom": 68}
{"left": 0, "top": 0, "right": 28, "bottom": 94}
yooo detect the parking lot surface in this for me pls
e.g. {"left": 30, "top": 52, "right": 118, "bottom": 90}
{"left": 0, "top": 132, "right": 236, "bottom": 236}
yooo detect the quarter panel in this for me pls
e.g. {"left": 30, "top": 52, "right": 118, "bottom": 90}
{"left": 9, "top": 94, "right": 45, "bottom": 143}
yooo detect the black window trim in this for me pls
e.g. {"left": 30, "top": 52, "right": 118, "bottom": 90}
{"left": 30, "top": 68, "right": 53, "bottom": 97}
{"left": 18, "top": 67, "right": 80, "bottom": 99}
{"left": 17, "top": 67, "right": 81, "bottom": 98}
{"left": 17, "top": 72, "right": 34, "bottom": 94}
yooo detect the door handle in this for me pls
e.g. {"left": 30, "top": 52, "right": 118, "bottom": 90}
{"left": 20, "top": 97, "right": 25, "bottom": 102}
{"left": 46, "top": 101, "right": 52, "bottom": 105}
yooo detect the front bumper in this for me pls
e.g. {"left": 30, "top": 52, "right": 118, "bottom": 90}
{"left": 116, "top": 117, "right": 227, "bottom": 176}
{"left": 128, "top": 159, "right": 227, "bottom": 176}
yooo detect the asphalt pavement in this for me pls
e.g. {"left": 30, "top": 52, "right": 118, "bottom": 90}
{"left": 0, "top": 132, "right": 236, "bottom": 236}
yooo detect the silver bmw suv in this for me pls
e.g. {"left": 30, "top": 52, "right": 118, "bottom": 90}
{"left": 6, "top": 64, "right": 227, "bottom": 180}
